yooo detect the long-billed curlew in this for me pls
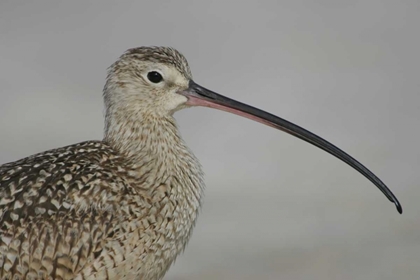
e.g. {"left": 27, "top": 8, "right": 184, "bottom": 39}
{"left": 0, "top": 46, "right": 401, "bottom": 279}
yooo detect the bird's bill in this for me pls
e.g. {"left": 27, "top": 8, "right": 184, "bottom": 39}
{"left": 180, "top": 80, "right": 402, "bottom": 214}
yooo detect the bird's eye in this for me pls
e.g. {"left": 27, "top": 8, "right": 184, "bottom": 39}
{"left": 147, "top": 71, "right": 163, "bottom": 83}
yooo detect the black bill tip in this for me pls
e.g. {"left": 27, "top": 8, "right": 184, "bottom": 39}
{"left": 395, "top": 200, "right": 403, "bottom": 214}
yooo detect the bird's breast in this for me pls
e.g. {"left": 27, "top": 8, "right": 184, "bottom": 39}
{"left": 84, "top": 148, "right": 205, "bottom": 279}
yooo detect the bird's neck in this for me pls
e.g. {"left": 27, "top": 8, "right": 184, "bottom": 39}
{"left": 103, "top": 110, "right": 203, "bottom": 185}
{"left": 105, "top": 110, "right": 182, "bottom": 159}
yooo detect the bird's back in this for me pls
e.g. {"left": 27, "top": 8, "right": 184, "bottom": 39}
{"left": 0, "top": 138, "right": 204, "bottom": 279}
{"left": 0, "top": 141, "right": 121, "bottom": 278}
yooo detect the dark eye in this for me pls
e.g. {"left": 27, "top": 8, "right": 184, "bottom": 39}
{"left": 147, "top": 71, "right": 163, "bottom": 83}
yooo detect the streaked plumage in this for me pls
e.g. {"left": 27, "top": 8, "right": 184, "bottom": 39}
{"left": 0, "top": 46, "right": 401, "bottom": 280}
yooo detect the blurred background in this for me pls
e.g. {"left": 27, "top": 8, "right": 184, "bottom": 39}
{"left": 0, "top": 1, "right": 419, "bottom": 279}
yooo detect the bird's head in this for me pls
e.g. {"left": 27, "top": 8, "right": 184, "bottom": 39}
{"left": 104, "top": 46, "right": 193, "bottom": 116}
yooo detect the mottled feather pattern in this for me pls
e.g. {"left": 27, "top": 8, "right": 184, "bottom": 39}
{"left": 0, "top": 46, "right": 205, "bottom": 279}
{"left": 0, "top": 141, "right": 116, "bottom": 279}
{"left": 0, "top": 138, "right": 204, "bottom": 279}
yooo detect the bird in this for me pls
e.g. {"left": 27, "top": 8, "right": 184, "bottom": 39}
{"left": 0, "top": 46, "right": 401, "bottom": 280}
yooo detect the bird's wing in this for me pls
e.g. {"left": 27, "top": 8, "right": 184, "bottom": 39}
{"left": 0, "top": 141, "right": 126, "bottom": 279}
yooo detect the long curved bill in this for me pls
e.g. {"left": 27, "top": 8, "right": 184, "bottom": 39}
{"left": 181, "top": 80, "right": 402, "bottom": 214}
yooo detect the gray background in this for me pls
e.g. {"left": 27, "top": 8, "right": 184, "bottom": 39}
{"left": 0, "top": 1, "right": 419, "bottom": 279}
